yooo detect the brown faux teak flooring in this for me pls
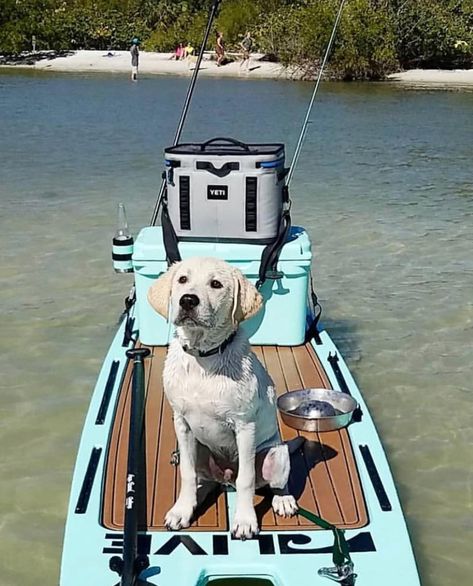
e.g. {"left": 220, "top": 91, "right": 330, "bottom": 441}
{"left": 102, "top": 343, "right": 368, "bottom": 532}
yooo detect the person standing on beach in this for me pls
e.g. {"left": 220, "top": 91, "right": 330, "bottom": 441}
{"left": 130, "top": 37, "right": 140, "bottom": 81}
{"left": 215, "top": 31, "right": 225, "bottom": 66}
{"left": 239, "top": 31, "right": 253, "bottom": 71}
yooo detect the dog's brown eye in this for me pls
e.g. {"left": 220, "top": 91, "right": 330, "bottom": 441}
{"left": 210, "top": 279, "right": 223, "bottom": 289}
{"left": 178, "top": 275, "right": 188, "bottom": 284}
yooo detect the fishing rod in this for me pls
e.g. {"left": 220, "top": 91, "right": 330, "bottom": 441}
{"left": 150, "top": 0, "right": 222, "bottom": 226}
{"left": 286, "top": 0, "right": 346, "bottom": 348}
{"left": 286, "top": 0, "right": 346, "bottom": 187}
{"left": 255, "top": 0, "right": 346, "bottom": 290}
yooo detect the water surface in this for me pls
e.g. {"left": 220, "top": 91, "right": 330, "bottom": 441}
{"left": 0, "top": 70, "right": 472, "bottom": 585}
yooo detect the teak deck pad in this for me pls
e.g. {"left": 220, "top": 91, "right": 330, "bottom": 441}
{"left": 102, "top": 343, "right": 368, "bottom": 532}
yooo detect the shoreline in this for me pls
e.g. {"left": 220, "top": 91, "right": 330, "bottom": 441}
{"left": 1, "top": 50, "right": 473, "bottom": 88}
{"left": 0, "top": 49, "right": 290, "bottom": 80}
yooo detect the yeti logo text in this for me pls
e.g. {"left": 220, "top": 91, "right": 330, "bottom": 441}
{"left": 207, "top": 185, "right": 228, "bottom": 200}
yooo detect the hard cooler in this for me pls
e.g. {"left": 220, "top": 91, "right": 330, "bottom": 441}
{"left": 133, "top": 226, "right": 312, "bottom": 346}
{"left": 164, "top": 139, "right": 286, "bottom": 243}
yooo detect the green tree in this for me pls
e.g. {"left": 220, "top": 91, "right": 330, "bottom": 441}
{"left": 393, "top": 0, "right": 473, "bottom": 68}
{"left": 215, "top": 0, "right": 259, "bottom": 46}
{"left": 333, "top": 0, "right": 398, "bottom": 79}
{"left": 253, "top": 0, "right": 398, "bottom": 79}
{"left": 1, "top": 0, "right": 471, "bottom": 77}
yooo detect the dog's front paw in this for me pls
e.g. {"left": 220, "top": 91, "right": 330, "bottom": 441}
{"left": 231, "top": 508, "right": 259, "bottom": 540}
{"left": 272, "top": 494, "right": 298, "bottom": 517}
{"left": 165, "top": 499, "right": 196, "bottom": 530}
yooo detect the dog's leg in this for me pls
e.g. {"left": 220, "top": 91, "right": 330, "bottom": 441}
{"left": 262, "top": 444, "right": 298, "bottom": 518}
{"left": 165, "top": 414, "right": 197, "bottom": 530}
{"left": 232, "top": 422, "right": 259, "bottom": 539}
{"left": 262, "top": 444, "right": 290, "bottom": 489}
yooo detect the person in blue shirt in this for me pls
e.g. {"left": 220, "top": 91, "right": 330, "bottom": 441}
{"left": 130, "top": 37, "right": 140, "bottom": 81}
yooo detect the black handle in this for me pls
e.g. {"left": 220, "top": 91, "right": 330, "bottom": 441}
{"left": 126, "top": 348, "right": 151, "bottom": 360}
{"left": 200, "top": 137, "right": 250, "bottom": 151}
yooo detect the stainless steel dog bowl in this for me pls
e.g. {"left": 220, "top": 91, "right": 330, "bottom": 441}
{"left": 277, "top": 388, "right": 359, "bottom": 432}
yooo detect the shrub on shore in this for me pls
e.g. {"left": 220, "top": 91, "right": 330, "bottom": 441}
{"left": 393, "top": 0, "right": 473, "bottom": 69}
{"left": 251, "top": 0, "right": 398, "bottom": 80}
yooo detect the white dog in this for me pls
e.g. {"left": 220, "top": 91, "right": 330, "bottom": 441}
{"left": 148, "top": 257, "right": 298, "bottom": 539}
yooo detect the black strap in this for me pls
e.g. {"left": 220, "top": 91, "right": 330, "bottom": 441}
{"left": 245, "top": 177, "right": 257, "bottom": 232}
{"left": 179, "top": 176, "right": 191, "bottom": 230}
{"left": 256, "top": 208, "right": 291, "bottom": 289}
{"left": 305, "top": 288, "right": 322, "bottom": 344}
{"left": 161, "top": 190, "right": 182, "bottom": 265}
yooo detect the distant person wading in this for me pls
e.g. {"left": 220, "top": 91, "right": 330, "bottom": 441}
{"left": 130, "top": 37, "right": 140, "bottom": 81}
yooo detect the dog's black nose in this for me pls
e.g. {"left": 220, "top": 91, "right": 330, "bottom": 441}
{"left": 179, "top": 294, "right": 200, "bottom": 311}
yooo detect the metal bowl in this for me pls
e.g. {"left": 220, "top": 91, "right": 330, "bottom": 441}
{"left": 277, "top": 388, "right": 358, "bottom": 432}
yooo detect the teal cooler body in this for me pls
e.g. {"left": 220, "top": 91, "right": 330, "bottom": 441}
{"left": 132, "top": 226, "right": 312, "bottom": 346}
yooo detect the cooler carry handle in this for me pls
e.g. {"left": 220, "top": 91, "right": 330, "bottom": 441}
{"left": 200, "top": 137, "right": 250, "bottom": 151}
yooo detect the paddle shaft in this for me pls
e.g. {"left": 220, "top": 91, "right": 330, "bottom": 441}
{"left": 150, "top": 0, "right": 222, "bottom": 226}
{"left": 121, "top": 348, "right": 150, "bottom": 586}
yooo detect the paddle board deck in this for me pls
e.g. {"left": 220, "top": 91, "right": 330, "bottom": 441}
{"left": 60, "top": 309, "right": 420, "bottom": 585}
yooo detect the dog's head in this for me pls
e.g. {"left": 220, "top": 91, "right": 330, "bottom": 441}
{"left": 147, "top": 257, "right": 263, "bottom": 330}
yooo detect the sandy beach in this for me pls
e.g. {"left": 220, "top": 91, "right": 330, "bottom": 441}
{"left": 0, "top": 49, "right": 290, "bottom": 79}
{"left": 1, "top": 50, "right": 473, "bottom": 88}
{"left": 387, "top": 68, "right": 473, "bottom": 88}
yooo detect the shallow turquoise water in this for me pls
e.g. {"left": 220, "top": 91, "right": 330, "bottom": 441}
{"left": 0, "top": 70, "right": 472, "bottom": 586}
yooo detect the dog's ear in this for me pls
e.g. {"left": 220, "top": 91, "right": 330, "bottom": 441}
{"left": 232, "top": 269, "right": 263, "bottom": 323}
{"left": 147, "top": 263, "right": 179, "bottom": 319}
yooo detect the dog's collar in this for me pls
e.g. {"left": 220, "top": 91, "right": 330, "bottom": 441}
{"left": 182, "top": 331, "right": 237, "bottom": 358}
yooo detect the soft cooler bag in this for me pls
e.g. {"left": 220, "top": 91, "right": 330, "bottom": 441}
{"left": 164, "top": 137, "right": 286, "bottom": 243}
